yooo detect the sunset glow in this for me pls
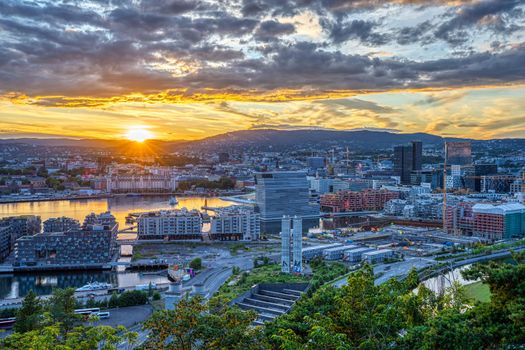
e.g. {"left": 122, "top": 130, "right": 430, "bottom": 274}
{"left": 125, "top": 128, "right": 153, "bottom": 143}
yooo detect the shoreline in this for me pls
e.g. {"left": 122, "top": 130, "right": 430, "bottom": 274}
{"left": 0, "top": 191, "right": 248, "bottom": 204}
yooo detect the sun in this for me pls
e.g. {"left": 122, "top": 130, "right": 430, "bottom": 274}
{"left": 125, "top": 127, "right": 153, "bottom": 142}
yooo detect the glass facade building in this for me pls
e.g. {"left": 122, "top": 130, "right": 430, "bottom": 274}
{"left": 255, "top": 171, "right": 319, "bottom": 222}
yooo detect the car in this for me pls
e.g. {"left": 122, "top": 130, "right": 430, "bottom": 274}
{"left": 95, "top": 311, "right": 110, "bottom": 319}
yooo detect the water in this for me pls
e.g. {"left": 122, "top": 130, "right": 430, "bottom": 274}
{"left": 0, "top": 270, "right": 171, "bottom": 299}
{"left": 0, "top": 195, "right": 234, "bottom": 229}
{"left": 0, "top": 195, "right": 234, "bottom": 300}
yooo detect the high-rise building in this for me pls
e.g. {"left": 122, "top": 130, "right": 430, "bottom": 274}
{"left": 255, "top": 171, "right": 319, "bottom": 222}
{"left": 411, "top": 141, "right": 422, "bottom": 171}
{"left": 394, "top": 141, "right": 422, "bottom": 184}
{"left": 446, "top": 141, "right": 472, "bottom": 166}
{"left": 281, "top": 216, "right": 303, "bottom": 274}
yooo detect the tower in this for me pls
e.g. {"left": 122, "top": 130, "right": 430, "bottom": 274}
{"left": 281, "top": 216, "right": 291, "bottom": 273}
{"left": 292, "top": 216, "right": 303, "bottom": 273}
{"left": 281, "top": 216, "right": 303, "bottom": 274}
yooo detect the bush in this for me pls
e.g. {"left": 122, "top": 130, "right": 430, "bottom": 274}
{"left": 152, "top": 292, "right": 161, "bottom": 301}
{"left": 189, "top": 257, "right": 203, "bottom": 270}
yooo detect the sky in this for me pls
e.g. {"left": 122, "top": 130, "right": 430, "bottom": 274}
{"left": 1, "top": 0, "right": 525, "bottom": 141}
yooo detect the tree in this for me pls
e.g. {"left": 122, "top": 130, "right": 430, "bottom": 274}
{"left": 1, "top": 323, "right": 136, "bottom": 350}
{"left": 47, "top": 288, "right": 78, "bottom": 332}
{"left": 189, "top": 257, "right": 203, "bottom": 270}
{"left": 14, "top": 290, "right": 43, "bottom": 333}
{"left": 143, "top": 296, "right": 207, "bottom": 350}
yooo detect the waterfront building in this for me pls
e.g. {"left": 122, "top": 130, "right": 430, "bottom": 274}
{"left": 0, "top": 215, "right": 41, "bottom": 262}
{"left": 281, "top": 216, "right": 303, "bottom": 273}
{"left": 255, "top": 171, "right": 319, "bottom": 222}
{"left": 137, "top": 208, "right": 202, "bottom": 240}
{"left": 446, "top": 141, "right": 472, "bottom": 166}
{"left": 14, "top": 223, "right": 118, "bottom": 268}
{"left": 43, "top": 217, "right": 81, "bottom": 233}
{"left": 210, "top": 205, "right": 260, "bottom": 241}
{"left": 0, "top": 226, "right": 11, "bottom": 262}
{"left": 106, "top": 174, "right": 177, "bottom": 193}
{"left": 83, "top": 211, "right": 117, "bottom": 229}
{"left": 320, "top": 189, "right": 399, "bottom": 213}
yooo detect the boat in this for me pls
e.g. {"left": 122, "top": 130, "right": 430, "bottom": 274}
{"left": 168, "top": 196, "right": 178, "bottom": 206}
{"left": 75, "top": 281, "right": 113, "bottom": 292}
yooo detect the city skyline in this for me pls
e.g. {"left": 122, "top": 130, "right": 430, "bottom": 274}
{"left": 1, "top": 0, "right": 525, "bottom": 140}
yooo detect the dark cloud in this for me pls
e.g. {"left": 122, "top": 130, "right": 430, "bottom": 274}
{"left": 327, "top": 19, "right": 390, "bottom": 45}
{"left": 254, "top": 20, "right": 295, "bottom": 41}
{"left": 435, "top": 0, "right": 524, "bottom": 45}
{"left": 0, "top": 0, "right": 524, "bottom": 104}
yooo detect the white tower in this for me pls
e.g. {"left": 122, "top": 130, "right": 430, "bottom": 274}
{"left": 292, "top": 216, "right": 303, "bottom": 273}
{"left": 281, "top": 216, "right": 291, "bottom": 273}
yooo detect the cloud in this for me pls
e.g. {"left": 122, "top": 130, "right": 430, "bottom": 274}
{"left": 0, "top": 0, "right": 523, "bottom": 110}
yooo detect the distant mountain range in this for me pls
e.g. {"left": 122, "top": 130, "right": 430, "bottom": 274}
{"left": 0, "top": 129, "right": 522, "bottom": 152}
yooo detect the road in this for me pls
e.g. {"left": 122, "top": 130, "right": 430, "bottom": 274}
{"left": 332, "top": 257, "right": 437, "bottom": 288}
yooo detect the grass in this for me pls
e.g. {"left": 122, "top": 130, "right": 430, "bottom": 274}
{"left": 213, "top": 261, "right": 349, "bottom": 302}
{"left": 213, "top": 264, "right": 309, "bottom": 302}
{"left": 464, "top": 281, "right": 491, "bottom": 303}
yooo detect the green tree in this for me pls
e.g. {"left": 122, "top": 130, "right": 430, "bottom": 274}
{"left": 14, "top": 290, "right": 43, "bottom": 333}
{"left": 47, "top": 288, "right": 78, "bottom": 332}
{"left": 189, "top": 257, "right": 203, "bottom": 270}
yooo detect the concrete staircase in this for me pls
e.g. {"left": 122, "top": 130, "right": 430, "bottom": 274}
{"left": 231, "top": 283, "right": 308, "bottom": 326}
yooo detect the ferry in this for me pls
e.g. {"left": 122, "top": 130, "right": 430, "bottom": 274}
{"left": 75, "top": 281, "right": 113, "bottom": 292}
{"left": 168, "top": 196, "right": 178, "bottom": 206}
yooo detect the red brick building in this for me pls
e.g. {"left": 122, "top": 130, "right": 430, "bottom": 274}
{"left": 320, "top": 189, "right": 399, "bottom": 212}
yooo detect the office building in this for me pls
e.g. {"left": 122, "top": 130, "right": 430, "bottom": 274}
{"left": 281, "top": 216, "right": 303, "bottom": 273}
{"left": 302, "top": 243, "right": 342, "bottom": 262}
{"left": 363, "top": 249, "right": 394, "bottom": 264}
{"left": 137, "top": 209, "right": 202, "bottom": 240}
{"left": 472, "top": 203, "right": 525, "bottom": 240}
{"left": 43, "top": 217, "right": 81, "bottom": 233}
{"left": 255, "top": 171, "right": 319, "bottom": 222}
{"left": 322, "top": 245, "right": 357, "bottom": 260}
{"left": 446, "top": 141, "right": 472, "bottom": 166}
{"left": 394, "top": 141, "right": 422, "bottom": 184}
{"left": 210, "top": 206, "right": 260, "bottom": 241}
{"left": 306, "top": 157, "right": 325, "bottom": 170}
{"left": 320, "top": 189, "right": 399, "bottom": 212}
{"left": 14, "top": 223, "right": 118, "bottom": 268}
{"left": 343, "top": 247, "right": 376, "bottom": 263}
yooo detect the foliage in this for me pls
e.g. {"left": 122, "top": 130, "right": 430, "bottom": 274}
{"left": 189, "top": 257, "right": 203, "bottom": 270}
{"left": 143, "top": 296, "right": 266, "bottom": 350}
{"left": 47, "top": 288, "right": 79, "bottom": 332}
{"left": 177, "top": 176, "right": 235, "bottom": 191}
{"left": 1, "top": 324, "right": 134, "bottom": 350}
{"left": 14, "top": 290, "right": 43, "bottom": 333}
